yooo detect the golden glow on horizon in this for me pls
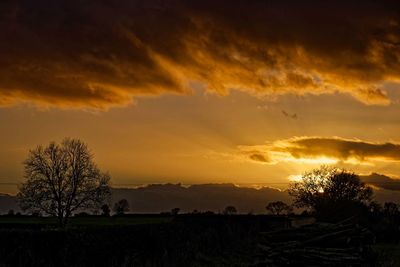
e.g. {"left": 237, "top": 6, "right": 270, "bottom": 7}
{"left": 288, "top": 175, "right": 302, "bottom": 182}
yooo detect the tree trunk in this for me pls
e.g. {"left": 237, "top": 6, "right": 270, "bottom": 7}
{"left": 58, "top": 214, "right": 64, "bottom": 228}
{"left": 63, "top": 212, "right": 70, "bottom": 228}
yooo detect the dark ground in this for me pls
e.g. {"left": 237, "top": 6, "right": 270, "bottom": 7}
{"left": 0, "top": 214, "right": 397, "bottom": 267}
{"left": 0, "top": 214, "right": 281, "bottom": 267}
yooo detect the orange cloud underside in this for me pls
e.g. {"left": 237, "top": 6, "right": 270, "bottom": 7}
{"left": 241, "top": 137, "right": 400, "bottom": 165}
{"left": 0, "top": 1, "right": 399, "bottom": 109}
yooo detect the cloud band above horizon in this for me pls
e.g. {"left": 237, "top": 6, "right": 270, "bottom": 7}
{"left": 241, "top": 136, "right": 400, "bottom": 165}
{"left": 1, "top": 0, "right": 400, "bottom": 109}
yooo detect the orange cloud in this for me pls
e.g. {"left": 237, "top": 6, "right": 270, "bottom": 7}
{"left": 241, "top": 136, "right": 400, "bottom": 164}
{"left": 0, "top": 1, "right": 399, "bottom": 109}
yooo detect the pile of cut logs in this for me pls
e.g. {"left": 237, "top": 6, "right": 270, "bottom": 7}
{"left": 254, "top": 218, "right": 375, "bottom": 266}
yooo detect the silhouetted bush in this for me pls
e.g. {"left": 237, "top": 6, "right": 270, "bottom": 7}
{"left": 289, "top": 166, "right": 373, "bottom": 222}
{"left": 223, "top": 206, "right": 237, "bottom": 215}
{"left": 171, "top": 208, "right": 180, "bottom": 216}
{"left": 266, "top": 201, "right": 293, "bottom": 215}
{"left": 113, "top": 199, "right": 130, "bottom": 215}
{"left": 101, "top": 204, "right": 111, "bottom": 217}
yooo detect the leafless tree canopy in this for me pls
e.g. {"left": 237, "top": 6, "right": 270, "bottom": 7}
{"left": 266, "top": 201, "right": 293, "bottom": 215}
{"left": 17, "top": 138, "right": 110, "bottom": 227}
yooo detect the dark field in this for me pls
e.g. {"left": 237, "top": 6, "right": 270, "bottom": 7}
{"left": 0, "top": 214, "right": 399, "bottom": 267}
{"left": 0, "top": 215, "right": 279, "bottom": 267}
{"left": 0, "top": 215, "right": 172, "bottom": 227}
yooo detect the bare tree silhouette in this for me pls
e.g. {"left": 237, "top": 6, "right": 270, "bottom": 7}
{"left": 17, "top": 138, "right": 111, "bottom": 227}
{"left": 113, "top": 199, "right": 130, "bottom": 215}
{"left": 266, "top": 201, "right": 293, "bottom": 215}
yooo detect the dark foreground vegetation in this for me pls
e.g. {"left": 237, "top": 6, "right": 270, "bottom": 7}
{"left": 0, "top": 212, "right": 400, "bottom": 266}
{"left": 0, "top": 214, "right": 280, "bottom": 267}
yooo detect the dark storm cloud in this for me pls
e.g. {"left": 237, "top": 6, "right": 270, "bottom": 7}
{"left": 1, "top": 0, "right": 399, "bottom": 109}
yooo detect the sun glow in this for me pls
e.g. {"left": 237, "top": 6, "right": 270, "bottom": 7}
{"left": 288, "top": 174, "right": 303, "bottom": 182}
{"left": 286, "top": 157, "right": 338, "bottom": 165}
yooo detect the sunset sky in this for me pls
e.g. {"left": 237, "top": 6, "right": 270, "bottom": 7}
{"left": 1, "top": 0, "right": 400, "bottom": 194}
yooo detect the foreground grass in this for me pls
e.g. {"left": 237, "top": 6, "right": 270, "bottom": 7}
{"left": 0, "top": 215, "right": 262, "bottom": 266}
{"left": 373, "top": 243, "right": 400, "bottom": 267}
{"left": 0, "top": 215, "right": 173, "bottom": 228}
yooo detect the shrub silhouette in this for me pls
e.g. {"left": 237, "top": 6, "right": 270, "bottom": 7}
{"left": 266, "top": 201, "right": 293, "bottom": 215}
{"left": 171, "top": 208, "right": 180, "bottom": 215}
{"left": 288, "top": 166, "right": 373, "bottom": 221}
{"left": 101, "top": 204, "right": 111, "bottom": 217}
{"left": 383, "top": 202, "right": 399, "bottom": 217}
{"left": 113, "top": 199, "right": 130, "bottom": 215}
{"left": 223, "top": 206, "right": 237, "bottom": 215}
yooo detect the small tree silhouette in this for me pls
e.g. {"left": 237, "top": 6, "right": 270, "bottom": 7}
{"left": 101, "top": 204, "right": 111, "bottom": 216}
{"left": 266, "top": 201, "right": 293, "bottom": 215}
{"left": 223, "top": 206, "right": 237, "bottom": 215}
{"left": 113, "top": 199, "right": 130, "bottom": 215}
{"left": 171, "top": 208, "right": 180, "bottom": 215}
{"left": 383, "top": 202, "right": 399, "bottom": 217}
